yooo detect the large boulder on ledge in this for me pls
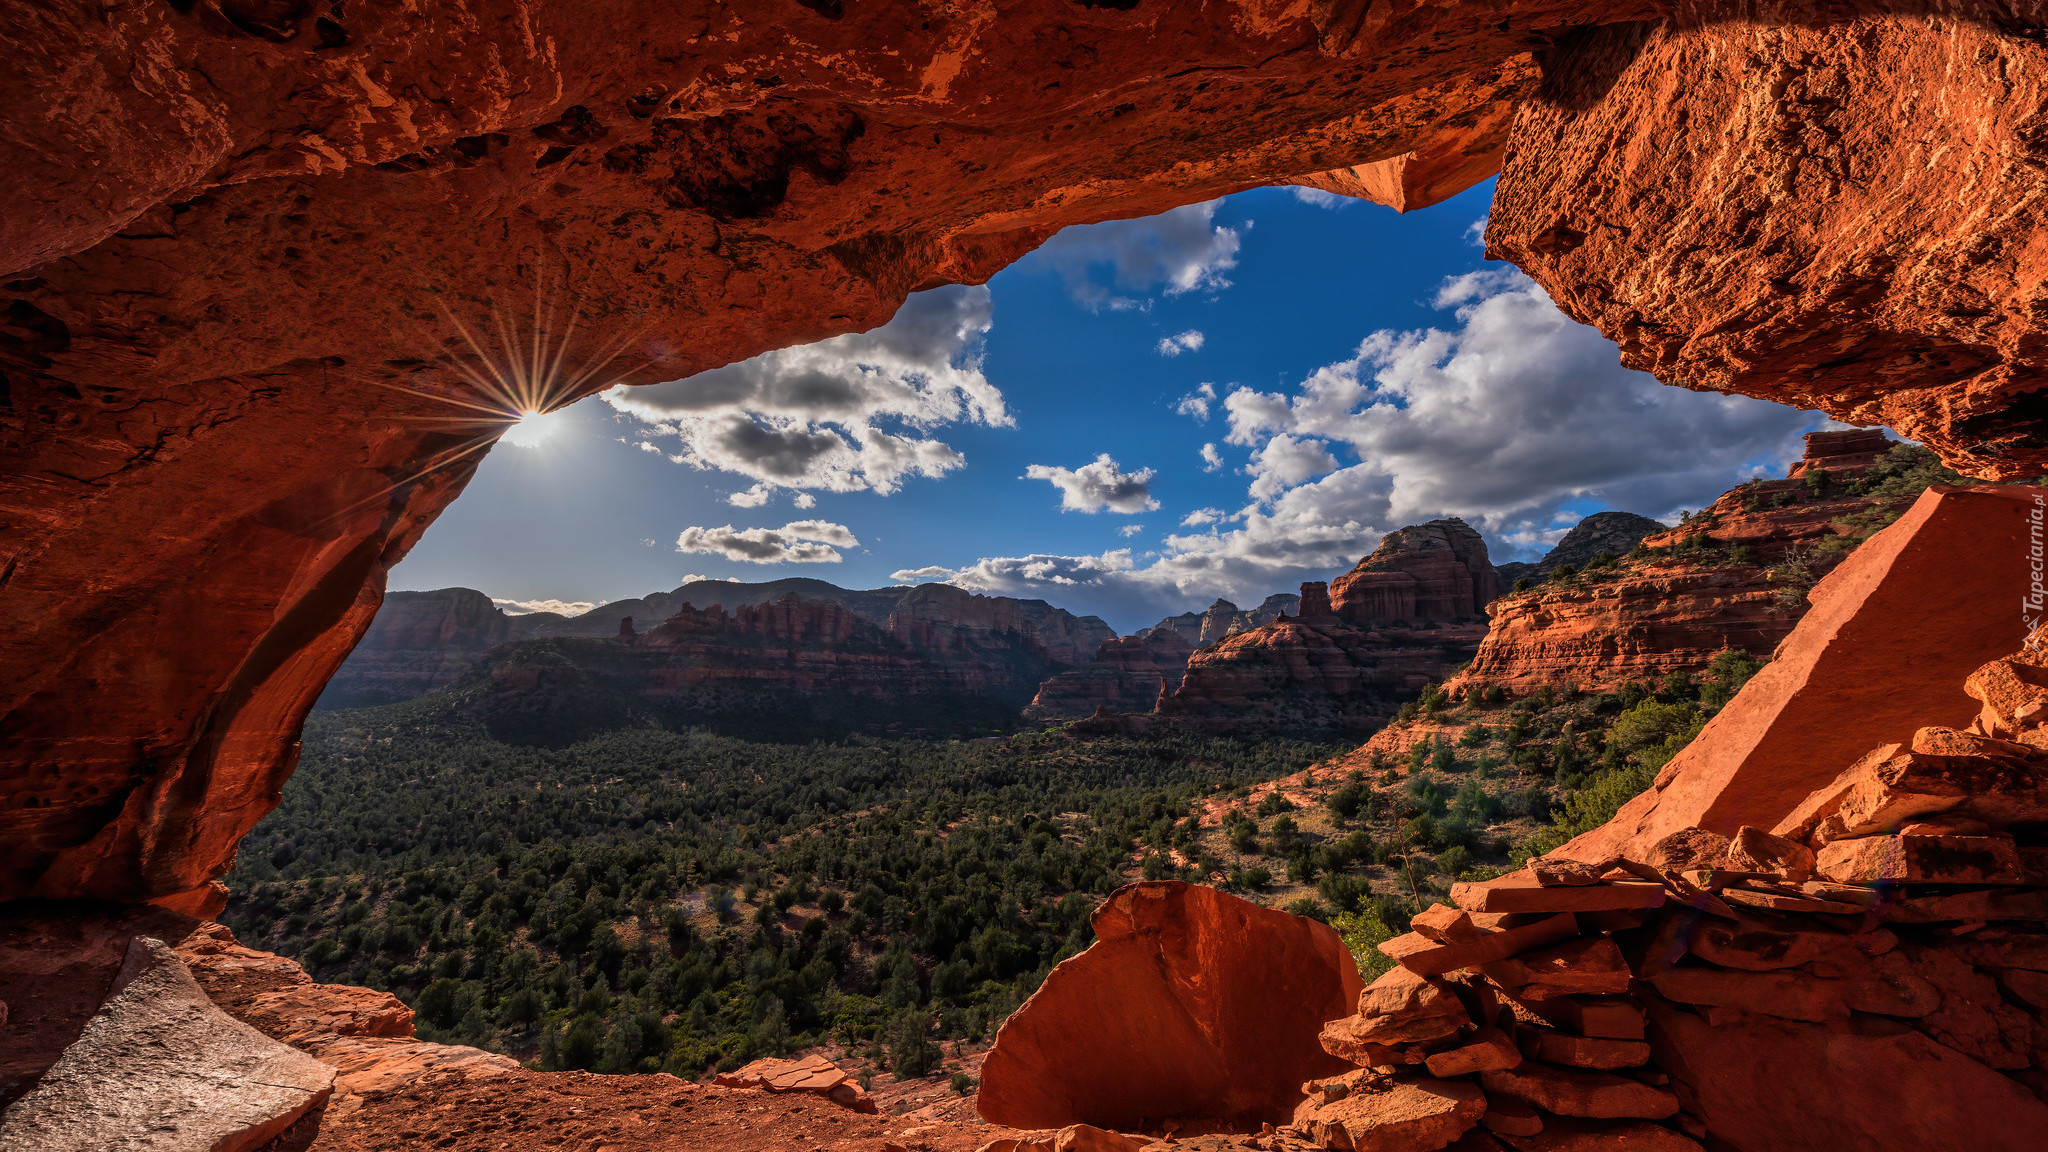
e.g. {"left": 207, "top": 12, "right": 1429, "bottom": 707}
{"left": 976, "top": 881, "right": 1362, "bottom": 1132}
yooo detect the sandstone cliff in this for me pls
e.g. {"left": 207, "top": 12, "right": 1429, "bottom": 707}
{"left": 1150, "top": 596, "right": 1301, "bottom": 648}
{"left": 1331, "top": 518, "right": 1503, "bottom": 627}
{"left": 1158, "top": 586, "right": 1490, "bottom": 734}
{"left": 1452, "top": 431, "right": 1934, "bottom": 694}
{"left": 325, "top": 578, "right": 1114, "bottom": 713}
{"left": 443, "top": 592, "right": 1071, "bottom": 744}
{"left": 1025, "top": 628, "right": 1197, "bottom": 723}
{"left": 1155, "top": 521, "right": 1504, "bottom": 731}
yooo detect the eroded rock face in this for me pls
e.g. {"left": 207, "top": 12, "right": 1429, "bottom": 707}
{"left": 977, "top": 881, "right": 1363, "bottom": 1132}
{"left": 1026, "top": 629, "right": 1195, "bottom": 723}
{"left": 1332, "top": 519, "right": 1504, "bottom": 628}
{"left": 6, "top": 3, "right": 2048, "bottom": 906}
{"left": 1558, "top": 485, "right": 2046, "bottom": 860}
{"left": 1491, "top": 17, "right": 2048, "bottom": 479}
{"left": 1454, "top": 432, "right": 1911, "bottom": 693}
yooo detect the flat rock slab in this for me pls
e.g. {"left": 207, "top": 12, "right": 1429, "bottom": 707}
{"left": 1452, "top": 875, "right": 1666, "bottom": 915}
{"left": 0, "top": 936, "right": 334, "bottom": 1152}
{"left": 1479, "top": 1064, "right": 1678, "bottom": 1121}
{"left": 1292, "top": 1073, "right": 1485, "bottom": 1152}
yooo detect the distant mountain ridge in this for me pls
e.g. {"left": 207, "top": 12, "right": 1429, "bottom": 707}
{"left": 319, "top": 578, "right": 1114, "bottom": 709}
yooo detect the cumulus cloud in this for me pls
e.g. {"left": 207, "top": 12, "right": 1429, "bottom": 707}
{"left": 1200, "top": 442, "right": 1225, "bottom": 472}
{"left": 605, "top": 286, "right": 1006, "bottom": 502}
{"left": 1158, "top": 330, "right": 1206, "bottom": 357}
{"left": 1027, "top": 201, "right": 1241, "bottom": 310}
{"left": 1119, "top": 523, "right": 1146, "bottom": 537}
{"left": 675, "top": 520, "right": 860, "bottom": 565}
{"left": 1464, "top": 216, "right": 1489, "bottom": 247}
{"left": 1026, "top": 454, "right": 1161, "bottom": 514}
{"left": 1176, "top": 382, "right": 1216, "bottom": 421}
{"left": 1292, "top": 187, "right": 1349, "bottom": 209}
{"left": 493, "top": 598, "right": 598, "bottom": 617}
{"left": 893, "top": 268, "right": 1820, "bottom": 629}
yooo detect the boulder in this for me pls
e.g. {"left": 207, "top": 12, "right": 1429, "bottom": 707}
{"left": 1646, "top": 1001, "right": 2048, "bottom": 1151}
{"left": 977, "top": 882, "right": 1361, "bottom": 1131}
{"left": 1480, "top": 1099, "right": 1544, "bottom": 1137}
{"left": 0, "top": 937, "right": 333, "bottom": 1152}
{"left": 1775, "top": 740, "right": 2048, "bottom": 847}
{"left": 713, "top": 1054, "right": 877, "bottom": 1113}
{"left": 1292, "top": 1071, "right": 1487, "bottom": 1152}
{"left": 1558, "top": 487, "right": 2048, "bottom": 863}
{"left": 1717, "top": 827, "right": 1814, "bottom": 882}
{"left": 1380, "top": 912, "right": 1579, "bottom": 977}
{"left": 1815, "top": 831, "right": 2025, "bottom": 886}
{"left": 1646, "top": 966, "right": 1848, "bottom": 1024}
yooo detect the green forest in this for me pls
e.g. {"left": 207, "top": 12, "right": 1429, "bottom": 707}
{"left": 225, "top": 636, "right": 1763, "bottom": 1084}
{"left": 226, "top": 695, "right": 1345, "bottom": 1079}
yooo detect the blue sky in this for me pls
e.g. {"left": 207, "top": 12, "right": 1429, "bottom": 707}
{"left": 390, "top": 181, "right": 1825, "bottom": 633}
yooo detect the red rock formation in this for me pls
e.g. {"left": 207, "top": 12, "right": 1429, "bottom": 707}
{"left": 0, "top": 904, "right": 1020, "bottom": 1151}
{"left": 885, "top": 584, "right": 1116, "bottom": 668}
{"left": 1557, "top": 485, "right": 2048, "bottom": 862}
{"left": 1025, "top": 629, "right": 1194, "bottom": 724}
{"left": 6, "top": 4, "right": 2047, "bottom": 907}
{"left": 1162, "top": 617, "right": 1488, "bottom": 731}
{"left": 1452, "top": 432, "right": 1920, "bottom": 693}
{"left": 1157, "top": 526, "right": 1499, "bottom": 728}
{"left": 1331, "top": 519, "right": 1504, "bottom": 627}
{"left": 1490, "top": 16, "right": 2048, "bottom": 480}
{"left": 318, "top": 588, "right": 519, "bottom": 707}
{"left": 977, "top": 882, "right": 1362, "bottom": 1132}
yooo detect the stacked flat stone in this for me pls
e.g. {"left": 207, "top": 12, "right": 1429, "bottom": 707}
{"left": 1290, "top": 863, "right": 1691, "bottom": 1152}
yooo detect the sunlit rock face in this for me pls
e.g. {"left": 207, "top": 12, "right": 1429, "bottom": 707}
{"left": 2, "top": 1, "right": 2045, "bottom": 902}
{"left": 1490, "top": 14, "right": 2048, "bottom": 479}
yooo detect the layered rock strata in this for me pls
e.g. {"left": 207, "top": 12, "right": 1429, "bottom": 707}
{"left": 1161, "top": 521, "right": 1505, "bottom": 728}
{"left": 325, "top": 579, "right": 1113, "bottom": 709}
{"left": 1562, "top": 484, "right": 2044, "bottom": 860}
{"left": 1452, "top": 432, "right": 1918, "bottom": 694}
{"left": 1025, "top": 629, "right": 1196, "bottom": 724}
{"left": 1331, "top": 519, "right": 1503, "bottom": 629}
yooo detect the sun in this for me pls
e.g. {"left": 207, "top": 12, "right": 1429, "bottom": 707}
{"left": 500, "top": 405, "right": 575, "bottom": 448}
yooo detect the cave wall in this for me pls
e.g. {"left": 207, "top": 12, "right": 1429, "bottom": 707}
{"left": 3, "top": 0, "right": 2047, "bottom": 903}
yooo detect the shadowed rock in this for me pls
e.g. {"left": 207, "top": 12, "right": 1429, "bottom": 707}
{"left": 977, "top": 882, "right": 1361, "bottom": 1132}
{"left": 0, "top": 936, "right": 333, "bottom": 1152}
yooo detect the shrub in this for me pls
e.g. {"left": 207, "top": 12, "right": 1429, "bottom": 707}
{"left": 1330, "top": 904, "right": 1398, "bottom": 981}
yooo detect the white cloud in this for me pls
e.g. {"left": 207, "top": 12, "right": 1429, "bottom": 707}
{"left": 793, "top": 493, "right": 816, "bottom": 509}
{"left": 1245, "top": 435, "right": 1340, "bottom": 500}
{"left": 1200, "top": 442, "right": 1225, "bottom": 472}
{"left": 675, "top": 520, "right": 861, "bottom": 565}
{"left": 1119, "top": 523, "right": 1146, "bottom": 538}
{"left": 1464, "top": 216, "right": 1489, "bottom": 247}
{"left": 894, "top": 269, "right": 1820, "bottom": 629}
{"left": 605, "top": 286, "right": 1006, "bottom": 501}
{"left": 493, "top": 598, "right": 598, "bottom": 616}
{"left": 1026, "top": 201, "right": 1241, "bottom": 311}
{"left": 1026, "top": 454, "right": 1161, "bottom": 514}
{"left": 1157, "top": 330, "right": 1206, "bottom": 357}
{"left": 1292, "top": 187, "right": 1349, "bottom": 209}
{"left": 890, "top": 565, "right": 957, "bottom": 583}
{"left": 1175, "top": 382, "right": 1216, "bottom": 420}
